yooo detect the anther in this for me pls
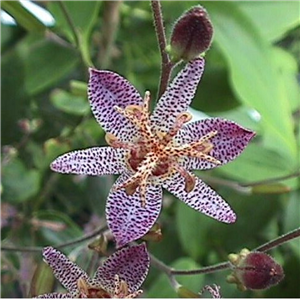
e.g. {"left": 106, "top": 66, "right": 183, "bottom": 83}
{"left": 162, "top": 112, "right": 192, "bottom": 145}
{"left": 77, "top": 278, "right": 89, "bottom": 297}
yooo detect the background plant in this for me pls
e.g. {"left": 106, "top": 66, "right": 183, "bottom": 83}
{"left": 1, "top": 1, "right": 300, "bottom": 298}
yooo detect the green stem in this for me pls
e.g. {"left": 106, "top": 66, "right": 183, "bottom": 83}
{"left": 58, "top": 1, "right": 80, "bottom": 48}
{"left": 151, "top": 227, "right": 300, "bottom": 276}
{"left": 199, "top": 170, "right": 300, "bottom": 193}
{"left": 241, "top": 171, "right": 300, "bottom": 187}
{"left": 255, "top": 227, "right": 300, "bottom": 252}
{"left": 97, "top": 1, "right": 122, "bottom": 68}
{"left": 170, "top": 261, "right": 232, "bottom": 276}
{"left": 1, "top": 225, "right": 107, "bottom": 253}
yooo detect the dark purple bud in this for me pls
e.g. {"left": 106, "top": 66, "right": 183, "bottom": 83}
{"left": 236, "top": 252, "right": 284, "bottom": 290}
{"left": 227, "top": 249, "right": 284, "bottom": 291}
{"left": 168, "top": 5, "right": 213, "bottom": 62}
{"left": 18, "top": 119, "right": 31, "bottom": 133}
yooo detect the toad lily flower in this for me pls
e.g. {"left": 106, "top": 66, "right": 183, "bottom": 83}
{"left": 51, "top": 58, "right": 255, "bottom": 247}
{"left": 36, "top": 244, "right": 149, "bottom": 298}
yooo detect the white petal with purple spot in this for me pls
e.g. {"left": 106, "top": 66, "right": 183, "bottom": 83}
{"left": 42, "top": 247, "right": 88, "bottom": 295}
{"left": 151, "top": 58, "right": 205, "bottom": 133}
{"left": 106, "top": 174, "right": 162, "bottom": 248}
{"left": 94, "top": 244, "right": 150, "bottom": 294}
{"left": 178, "top": 118, "right": 255, "bottom": 170}
{"left": 163, "top": 173, "right": 236, "bottom": 223}
{"left": 88, "top": 69, "right": 143, "bottom": 142}
{"left": 50, "top": 147, "right": 125, "bottom": 175}
{"left": 36, "top": 292, "right": 73, "bottom": 298}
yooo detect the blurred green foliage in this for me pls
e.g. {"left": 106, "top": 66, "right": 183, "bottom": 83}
{"left": 1, "top": 1, "right": 299, "bottom": 298}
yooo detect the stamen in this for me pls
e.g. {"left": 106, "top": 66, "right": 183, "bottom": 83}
{"left": 113, "top": 274, "right": 142, "bottom": 298}
{"left": 124, "top": 105, "right": 143, "bottom": 120}
{"left": 105, "top": 133, "right": 134, "bottom": 149}
{"left": 173, "top": 164, "right": 196, "bottom": 193}
{"left": 189, "top": 130, "right": 218, "bottom": 148}
{"left": 125, "top": 181, "right": 140, "bottom": 196}
{"left": 114, "top": 106, "right": 140, "bottom": 127}
{"left": 77, "top": 278, "right": 89, "bottom": 297}
{"left": 162, "top": 112, "right": 192, "bottom": 145}
{"left": 188, "top": 150, "right": 221, "bottom": 165}
{"left": 114, "top": 275, "right": 122, "bottom": 297}
{"left": 114, "top": 153, "right": 159, "bottom": 207}
{"left": 143, "top": 90, "right": 151, "bottom": 112}
{"left": 115, "top": 93, "right": 154, "bottom": 141}
{"left": 195, "top": 141, "right": 214, "bottom": 154}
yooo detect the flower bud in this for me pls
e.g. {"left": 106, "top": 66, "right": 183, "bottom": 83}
{"left": 141, "top": 223, "right": 163, "bottom": 242}
{"left": 227, "top": 249, "right": 284, "bottom": 291}
{"left": 167, "top": 5, "right": 213, "bottom": 62}
{"left": 88, "top": 234, "right": 108, "bottom": 255}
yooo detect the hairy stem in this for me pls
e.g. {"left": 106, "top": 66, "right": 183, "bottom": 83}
{"left": 1, "top": 225, "right": 107, "bottom": 253}
{"left": 199, "top": 170, "right": 300, "bottom": 193}
{"left": 150, "top": 254, "right": 181, "bottom": 291}
{"left": 151, "top": 0, "right": 174, "bottom": 99}
{"left": 255, "top": 227, "right": 300, "bottom": 252}
{"left": 150, "top": 227, "right": 300, "bottom": 276}
{"left": 170, "top": 261, "right": 232, "bottom": 276}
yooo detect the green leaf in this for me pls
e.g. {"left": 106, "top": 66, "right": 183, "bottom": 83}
{"left": 271, "top": 47, "right": 300, "bottom": 112}
{"left": 70, "top": 80, "right": 88, "bottom": 97}
{"left": 238, "top": 1, "right": 300, "bottom": 42}
{"left": 147, "top": 258, "right": 204, "bottom": 298}
{"left": 2, "top": 158, "right": 41, "bottom": 203}
{"left": 192, "top": 48, "right": 240, "bottom": 112}
{"left": 50, "top": 89, "right": 89, "bottom": 116}
{"left": 1, "top": 45, "right": 28, "bottom": 145}
{"left": 205, "top": 2, "right": 297, "bottom": 162}
{"left": 47, "top": 1, "right": 101, "bottom": 43}
{"left": 216, "top": 144, "right": 293, "bottom": 183}
{"left": 283, "top": 191, "right": 300, "bottom": 258}
{"left": 44, "top": 138, "right": 71, "bottom": 167}
{"left": 176, "top": 190, "right": 281, "bottom": 258}
{"left": 1, "top": 1, "right": 46, "bottom": 32}
{"left": 176, "top": 200, "right": 215, "bottom": 260}
{"left": 29, "top": 262, "right": 55, "bottom": 297}
{"left": 33, "top": 210, "right": 83, "bottom": 245}
{"left": 251, "top": 183, "right": 290, "bottom": 194}
{"left": 22, "top": 37, "right": 79, "bottom": 95}
{"left": 1, "top": 31, "right": 80, "bottom": 141}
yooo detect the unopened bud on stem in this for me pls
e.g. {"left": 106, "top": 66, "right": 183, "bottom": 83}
{"left": 227, "top": 249, "right": 284, "bottom": 291}
{"left": 167, "top": 5, "right": 213, "bottom": 62}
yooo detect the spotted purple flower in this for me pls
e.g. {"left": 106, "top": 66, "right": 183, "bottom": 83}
{"left": 199, "top": 284, "right": 221, "bottom": 298}
{"left": 51, "top": 58, "right": 255, "bottom": 247}
{"left": 36, "top": 244, "right": 149, "bottom": 298}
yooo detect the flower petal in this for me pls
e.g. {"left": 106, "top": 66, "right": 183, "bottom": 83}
{"left": 106, "top": 174, "right": 162, "bottom": 248}
{"left": 36, "top": 293, "right": 73, "bottom": 298}
{"left": 88, "top": 69, "right": 143, "bottom": 141}
{"left": 151, "top": 58, "right": 205, "bottom": 133}
{"left": 163, "top": 173, "right": 236, "bottom": 223}
{"left": 42, "top": 247, "right": 89, "bottom": 294}
{"left": 50, "top": 147, "right": 125, "bottom": 175}
{"left": 93, "top": 244, "right": 150, "bottom": 294}
{"left": 178, "top": 118, "right": 255, "bottom": 170}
